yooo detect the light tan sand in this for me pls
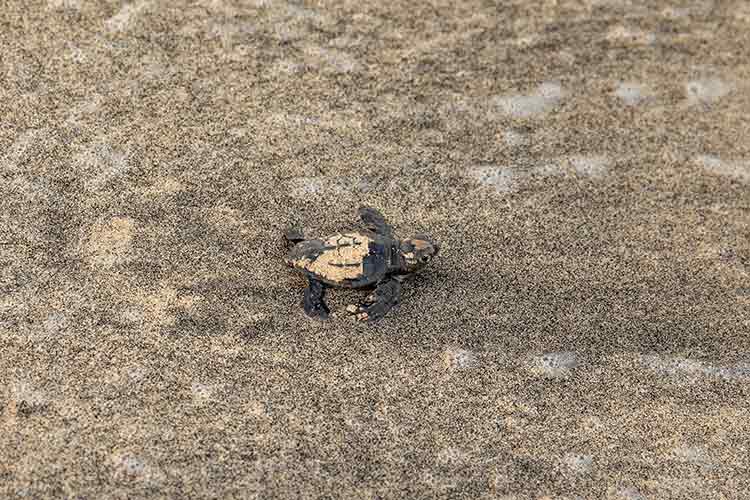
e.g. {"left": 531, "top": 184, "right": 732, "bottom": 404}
{"left": 2, "top": 0, "right": 750, "bottom": 498}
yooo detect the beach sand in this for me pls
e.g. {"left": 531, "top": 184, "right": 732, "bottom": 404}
{"left": 1, "top": 0, "right": 749, "bottom": 498}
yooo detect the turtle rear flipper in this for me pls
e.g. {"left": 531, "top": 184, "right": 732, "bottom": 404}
{"left": 285, "top": 226, "right": 305, "bottom": 244}
{"left": 358, "top": 206, "right": 393, "bottom": 236}
{"left": 348, "top": 277, "right": 401, "bottom": 322}
{"left": 303, "top": 277, "right": 329, "bottom": 319}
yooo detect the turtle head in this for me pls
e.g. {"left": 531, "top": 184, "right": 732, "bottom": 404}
{"left": 399, "top": 235, "right": 439, "bottom": 272}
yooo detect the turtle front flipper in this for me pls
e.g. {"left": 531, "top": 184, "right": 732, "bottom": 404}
{"left": 347, "top": 277, "right": 401, "bottom": 322}
{"left": 285, "top": 226, "right": 305, "bottom": 245}
{"left": 358, "top": 206, "right": 393, "bottom": 236}
{"left": 303, "top": 277, "right": 330, "bottom": 319}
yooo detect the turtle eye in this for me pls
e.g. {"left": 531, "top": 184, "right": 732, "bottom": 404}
{"left": 420, "top": 256, "right": 430, "bottom": 263}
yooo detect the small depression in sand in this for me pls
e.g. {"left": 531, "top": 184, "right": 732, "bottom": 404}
{"left": 614, "top": 82, "right": 654, "bottom": 106}
{"left": 492, "top": 82, "right": 565, "bottom": 119}
{"left": 529, "top": 351, "right": 579, "bottom": 378}
{"left": 695, "top": 155, "right": 750, "bottom": 183}
{"left": 561, "top": 452, "right": 593, "bottom": 474}
{"left": 468, "top": 166, "right": 516, "bottom": 193}
{"left": 685, "top": 77, "right": 733, "bottom": 105}
{"left": 442, "top": 346, "right": 479, "bottom": 371}
{"left": 105, "top": 0, "right": 151, "bottom": 33}
{"left": 639, "top": 354, "right": 750, "bottom": 383}
{"left": 606, "top": 26, "right": 656, "bottom": 46}
{"left": 468, "top": 154, "right": 612, "bottom": 193}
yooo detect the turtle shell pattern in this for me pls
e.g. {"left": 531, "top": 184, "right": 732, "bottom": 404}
{"left": 287, "top": 232, "right": 390, "bottom": 287}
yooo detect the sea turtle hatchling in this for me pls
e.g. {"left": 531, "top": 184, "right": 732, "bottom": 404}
{"left": 285, "top": 207, "right": 439, "bottom": 322}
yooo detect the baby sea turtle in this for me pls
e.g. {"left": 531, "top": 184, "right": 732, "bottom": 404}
{"left": 285, "top": 207, "right": 439, "bottom": 322}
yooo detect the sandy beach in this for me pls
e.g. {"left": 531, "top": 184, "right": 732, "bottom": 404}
{"left": 2, "top": 0, "right": 749, "bottom": 498}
